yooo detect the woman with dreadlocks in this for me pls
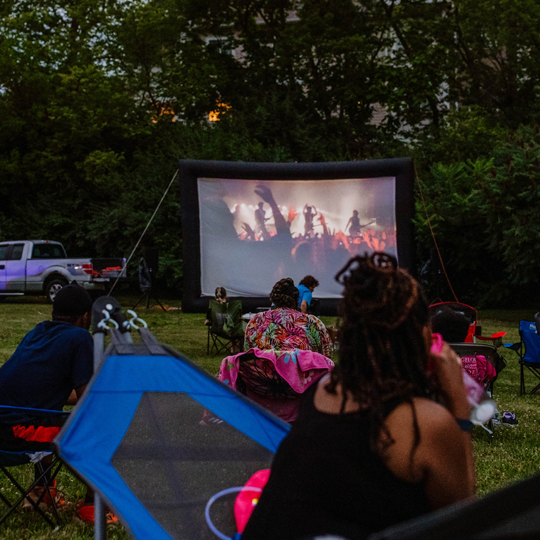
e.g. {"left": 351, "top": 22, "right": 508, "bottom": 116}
{"left": 242, "top": 253, "right": 475, "bottom": 540}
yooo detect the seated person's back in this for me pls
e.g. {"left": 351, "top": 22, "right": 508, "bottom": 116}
{"left": 244, "top": 277, "right": 332, "bottom": 358}
{"left": 0, "top": 321, "right": 93, "bottom": 418}
{"left": 430, "top": 305, "right": 496, "bottom": 385}
{"left": 0, "top": 283, "right": 118, "bottom": 522}
{"left": 0, "top": 283, "right": 93, "bottom": 429}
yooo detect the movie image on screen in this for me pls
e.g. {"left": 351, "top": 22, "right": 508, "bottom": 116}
{"left": 198, "top": 176, "right": 397, "bottom": 298}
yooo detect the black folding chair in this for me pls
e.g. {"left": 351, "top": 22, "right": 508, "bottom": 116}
{"left": 0, "top": 406, "right": 68, "bottom": 528}
{"left": 368, "top": 468, "right": 540, "bottom": 539}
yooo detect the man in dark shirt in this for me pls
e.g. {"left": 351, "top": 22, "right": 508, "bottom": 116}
{"left": 0, "top": 283, "right": 94, "bottom": 511}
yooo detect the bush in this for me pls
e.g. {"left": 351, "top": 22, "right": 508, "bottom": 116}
{"left": 416, "top": 123, "right": 540, "bottom": 307}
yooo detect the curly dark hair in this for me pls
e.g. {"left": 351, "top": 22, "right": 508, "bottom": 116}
{"left": 299, "top": 275, "right": 319, "bottom": 289}
{"left": 270, "top": 278, "right": 299, "bottom": 309}
{"left": 430, "top": 306, "right": 470, "bottom": 343}
{"left": 327, "top": 252, "right": 441, "bottom": 454}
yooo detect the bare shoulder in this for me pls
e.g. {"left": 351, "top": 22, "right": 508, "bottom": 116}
{"left": 386, "top": 397, "right": 458, "bottom": 434}
{"left": 381, "top": 398, "right": 465, "bottom": 483}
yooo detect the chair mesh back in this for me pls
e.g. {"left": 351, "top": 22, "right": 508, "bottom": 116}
{"left": 237, "top": 354, "right": 298, "bottom": 400}
{"left": 209, "top": 300, "right": 243, "bottom": 338}
{"left": 111, "top": 392, "right": 274, "bottom": 540}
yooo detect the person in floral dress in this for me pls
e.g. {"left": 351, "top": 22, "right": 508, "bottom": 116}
{"left": 244, "top": 278, "right": 333, "bottom": 358}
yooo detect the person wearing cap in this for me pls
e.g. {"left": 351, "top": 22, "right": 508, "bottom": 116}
{"left": 0, "top": 283, "right": 94, "bottom": 512}
{"left": 0, "top": 283, "right": 94, "bottom": 419}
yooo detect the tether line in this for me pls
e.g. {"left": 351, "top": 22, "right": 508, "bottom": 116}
{"left": 414, "top": 163, "right": 459, "bottom": 303}
{"left": 108, "top": 168, "right": 179, "bottom": 296}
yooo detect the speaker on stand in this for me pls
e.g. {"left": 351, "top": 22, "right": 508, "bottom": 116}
{"left": 133, "top": 247, "right": 167, "bottom": 312}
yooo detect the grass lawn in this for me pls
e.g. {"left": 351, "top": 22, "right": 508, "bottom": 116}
{"left": 0, "top": 296, "right": 539, "bottom": 538}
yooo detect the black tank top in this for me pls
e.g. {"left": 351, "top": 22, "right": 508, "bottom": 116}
{"left": 242, "top": 386, "right": 431, "bottom": 540}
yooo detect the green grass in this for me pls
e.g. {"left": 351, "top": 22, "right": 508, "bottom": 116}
{"left": 0, "top": 295, "right": 538, "bottom": 537}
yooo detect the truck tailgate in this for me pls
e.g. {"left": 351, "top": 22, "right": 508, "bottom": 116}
{"left": 91, "top": 258, "right": 127, "bottom": 278}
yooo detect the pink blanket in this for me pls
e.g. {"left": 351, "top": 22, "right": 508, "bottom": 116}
{"left": 219, "top": 348, "right": 334, "bottom": 422}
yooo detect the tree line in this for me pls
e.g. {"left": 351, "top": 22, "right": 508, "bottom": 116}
{"left": 1, "top": 0, "right": 540, "bottom": 304}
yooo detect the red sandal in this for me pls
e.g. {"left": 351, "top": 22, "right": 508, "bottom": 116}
{"left": 75, "top": 502, "right": 119, "bottom": 525}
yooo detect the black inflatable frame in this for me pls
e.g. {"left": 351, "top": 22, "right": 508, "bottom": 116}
{"left": 180, "top": 158, "right": 415, "bottom": 314}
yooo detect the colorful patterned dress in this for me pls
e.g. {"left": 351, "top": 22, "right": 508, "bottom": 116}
{"left": 244, "top": 307, "right": 333, "bottom": 358}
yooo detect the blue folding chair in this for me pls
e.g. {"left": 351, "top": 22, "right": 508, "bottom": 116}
{"left": 54, "top": 300, "right": 290, "bottom": 540}
{"left": 0, "top": 405, "right": 68, "bottom": 528}
{"left": 504, "top": 320, "right": 540, "bottom": 395}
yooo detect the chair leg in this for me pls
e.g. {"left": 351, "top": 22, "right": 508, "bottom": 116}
{"left": 0, "top": 466, "right": 56, "bottom": 527}
{"left": 519, "top": 363, "right": 540, "bottom": 396}
{"left": 208, "top": 332, "right": 232, "bottom": 356}
{"left": 527, "top": 366, "right": 540, "bottom": 395}
{"left": 210, "top": 333, "right": 222, "bottom": 356}
{"left": 0, "top": 457, "right": 63, "bottom": 528}
{"left": 232, "top": 336, "right": 244, "bottom": 354}
{"left": 35, "top": 459, "right": 63, "bottom": 523}
{"left": 0, "top": 490, "right": 11, "bottom": 507}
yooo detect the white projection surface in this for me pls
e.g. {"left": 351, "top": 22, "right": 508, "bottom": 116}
{"left": 198, "top": 177, "right": 397, "bottom": 298}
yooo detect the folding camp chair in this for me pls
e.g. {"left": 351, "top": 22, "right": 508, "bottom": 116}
{"left": 450, "top": 343, "right": 506, "bottom": 396}
{"left": 207, "top": 299, "right": 244, "bottom": 355}
{"left": 54, "top": 300, "right": 289, "bottom": 540}
{"left": 429, "top": 302, "right": 506, "bottom": 345}
{"left": 220, "top": 349, "right": 334, "bottom": 422}
{"left": 0, "top": 406, "right": 68, "bottom": 528}
{"left": 504, "top": 320, "right": 540, "bottom": 395}
{"left": 368, "top": 468, "right": 540, "bottom": 540}
{"left": 233, "top": 351, "right": 304, "bottom": 422}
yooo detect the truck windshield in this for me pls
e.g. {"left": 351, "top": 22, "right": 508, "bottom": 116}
{"left": 32, "top": 243, "right": 67, "bottom": 259}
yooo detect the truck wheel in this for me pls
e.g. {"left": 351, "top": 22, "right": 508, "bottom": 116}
{"left": 46, "top": 278, "right": 68, "bottom": 303}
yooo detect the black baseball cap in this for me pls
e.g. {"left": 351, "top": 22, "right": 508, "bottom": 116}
{"left": 52, "top": 282, "right": 93, "bottom": 316}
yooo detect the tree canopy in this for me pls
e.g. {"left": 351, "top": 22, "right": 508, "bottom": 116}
{"left": 2, "top": 0, "right": 540, "bottom": 302}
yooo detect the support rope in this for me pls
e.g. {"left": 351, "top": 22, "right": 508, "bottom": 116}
{"left": 108, "top": 169, "right": 179, "bottom": 296}
{"left": 414, "top": 163, "right": 459, "bottom": 303}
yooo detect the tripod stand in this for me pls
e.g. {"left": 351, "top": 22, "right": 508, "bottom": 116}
{"left": 133, "top": 286, "right": 167, "bottom": 312}
{"left": 133, "top": 258, "right": 167, "bottom": 312}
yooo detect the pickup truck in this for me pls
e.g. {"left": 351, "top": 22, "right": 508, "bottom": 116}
{"left": 0, "top": 240, "right": 126, "bottom": 303}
